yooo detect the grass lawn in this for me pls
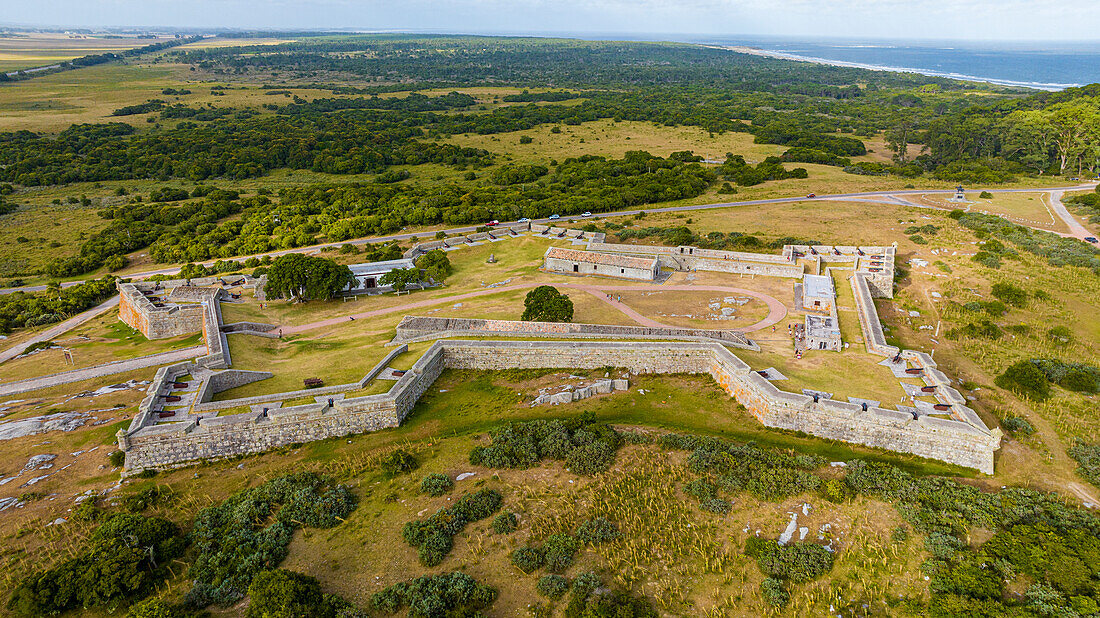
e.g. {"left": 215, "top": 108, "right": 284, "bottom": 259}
{"left": 0, "top": 313, "right": 201, "bottom": 382}
{"left": 912, "top": 191, "right": 1067, "bottom": 232}
{"left": 617, "top": 289, "right": 771, "bottom": 329}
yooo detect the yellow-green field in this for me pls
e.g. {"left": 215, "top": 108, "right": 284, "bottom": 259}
{"left": 0, "top": 33, "right": 164, "bottom": 72}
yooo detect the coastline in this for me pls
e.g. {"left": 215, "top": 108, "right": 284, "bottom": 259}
{"left": 713, "top": 44, "right": 1076, "bottom": 91}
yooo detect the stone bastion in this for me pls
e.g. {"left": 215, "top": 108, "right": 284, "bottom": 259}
{"left": 118, "top": 339, "right": 1000, "bottom": 475}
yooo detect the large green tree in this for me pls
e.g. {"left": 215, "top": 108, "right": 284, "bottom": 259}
{"left": 263, "top": 254, "right": 354, "bottom": 302}
{"left": 415, "top": 249, "right": 453, "bottom": 282}
{"left": 522, "top": 285, "right": 574, "bottom": 322}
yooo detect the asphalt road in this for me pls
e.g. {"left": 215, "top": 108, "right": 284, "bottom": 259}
{"left": 3, "top": 183, "right": 1095, "bottom": 296}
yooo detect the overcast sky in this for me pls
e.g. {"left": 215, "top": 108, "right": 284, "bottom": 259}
{"left": 6, "top": 0, "right": 1099, "bottom": 42}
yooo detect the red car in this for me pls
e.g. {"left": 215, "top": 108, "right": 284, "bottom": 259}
{"left": 486, "top": 220, "right": 499, "bottom": 226}
{"left": 806, "top": 193, "right": 816, "bottom": 198}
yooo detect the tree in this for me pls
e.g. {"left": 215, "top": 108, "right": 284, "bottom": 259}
{"left": 885, "top": 122, "right": 912, "bottom": 164}
{"left": 246, "top": 570, "right": 334, "bottom": 618}
{"left": 415, "top": 249, "right": 453, "bottom": 282}
{"left": 1044, "top": 100, "right": 1100, "bottom": 175}
{"left": 522, "top": 285, "right": 574, "bottom": 322}
{"left": 379, "top": 267, "right": 420, "bottom": 291}
{"left": 263, "top": 254, "right": 354, "bottom": 302}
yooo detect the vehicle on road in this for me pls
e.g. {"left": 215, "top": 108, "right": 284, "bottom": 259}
{"left": 549, "top": 214, "right": 560, "bottom": 220}
{"left": 581, "top": 211, "right": 592, "bottom": 217}
{"left": 1086, "top": 237, "right": 1098, "bottom": 244}
{"left": 806, "top": 193, "right": 816, "bottom": 198}
{"left": 517, "top": 217, "right": 530, "bottom": 223}
{"left": 486, "top": 220, "right": 499, "bottom": 226}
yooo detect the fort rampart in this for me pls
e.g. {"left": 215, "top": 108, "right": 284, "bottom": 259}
{"left": 119, "top": 340, "right": 999, "bottom": 474}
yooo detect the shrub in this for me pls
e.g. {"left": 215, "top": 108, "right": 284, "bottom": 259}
{"left": 542, "top": 533, "right": 581, "bottom": 573}
{"left": 1047, "top": 325, "right": 1073, "bottom": 344}
{"left": 186, "top": 473, "right": 356, "bottom": 607}
{"left": 995, "top": 360, "right": 1050, "bottom": 400}
{"left": 819, "top": 478, "right": 850, "bottom": 503}
{"left": 537, "top": 574, "right": 569, "bottom": 599}
{"left": 370, "top": 572, "right": 496, "bottom": 617}
{"left": 492, "top": 511, "right": 518, "bottom": 534}
{"left": 419, "top": 473, "right": 454, "bottom": 497}
{"left": 108, "top": 451, "right": 126, "bottom": 467}
{"left": 565, "top": 441, "right": 615, "bottom": 475}
{"left": 991, "top": 282, "right": 1027, "bottom": 307}
{"left": 380, "top": 449, "right": 419, "bottom": 476}
{"left": 72, "top": 500, "right": 102, "bottom": 522}
{"left": 8, "top": 514, "right": 185, "bottom": 616}
{"left": 126, "top": 598, "right": 188, "bottom": 618}
{"left": 576, "top": 517, "right": 620, "bottom": 544}
{"left": 909, "top": 234, "right": 927, "bottom": 244}
{"left": 402, "top": 489, "right": 503, "bottom": 567}
{"left": 700, "top": 497, "right": 732, "bottom": 514}
{"left": 761, "top": 577, "right": 790, "bottom": 607}
{"left": 1001, "top": 415, "right": 1035, "bottom": 435}
{"left": 246, "top": 569, "right": 335, "bottom": 618}
{"left": 511, "top": 546, "right": 544, "bottom": 574}
{"left": 1068, "top": 442, "right": 1100, "bottom": 487}
{"left": 470, "top": 415, "right": 621, "bottom": 476}
{"left": 745, "top": 538, "right": 835, "bottom": 582}
{"left": 979, "top": 191, "right": 993, "bottom": 199}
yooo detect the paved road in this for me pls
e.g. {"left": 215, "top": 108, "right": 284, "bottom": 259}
{"left": 0, "top": 344, "right": 204, "bottom": 397}
{"left": 1048, "top": 189, "right": 1095, "bottom": 241}
{"left": 0, "top": 295, "right": 120, "bottom": 365}
{"left": 283, "top": 281, "right": 787, "bottom": 335}
{"left": 4, "top": 183, "right": 1095, "bottom": 297}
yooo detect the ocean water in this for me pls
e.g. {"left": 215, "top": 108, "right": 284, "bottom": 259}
{"left": 696, "top": 36, "right": 1100, "bottom": 91}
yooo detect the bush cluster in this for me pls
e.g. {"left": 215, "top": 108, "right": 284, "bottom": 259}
{"left": 511, "top": 533, "right": 582, "bottom": 574}
{"left": 371, "top": 572, "right": 497, "bottom": 617}
{"left": 563, "top": 571, "right": 656, "bottom": 618}
{"left": 380, "top": 449, "right": 420, "bottom": 476}
{"left": 469, "top": 413, "right": 622, "bottom": 476}
{"left": 666, "top": 434, "right": 824, "bottom": 501}
{"left": 419, "top": 473, "right": 454, "bottom": 497}
{"left": 492, "top": 511, "right": 518, "bottom": 534}
{"left": 8, "top": 514, "right": 185, "bottom": 615}
{"left": 186, "top": 472, "right": 357, "bottom": 607}
{"left": 576, "top": 516, "right": 620, "bottom": 545}
{"left": 536, "top": 574, "right": 570, "bottom": 599}
{"left": 402, "top": 489, "right": 503, "bottom": 566}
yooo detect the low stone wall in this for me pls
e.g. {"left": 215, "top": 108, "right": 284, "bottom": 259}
{"left": 391, "top": 316, "right": 757, "bottom": 349}
{"left": 120, "top": 339, "right": 998, "bottom": 474}
{"left": 850, "top": 273, "right": 900, "bottom": 358}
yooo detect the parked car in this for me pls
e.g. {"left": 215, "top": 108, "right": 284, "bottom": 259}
{"left": 486, "top": 220, "right": 499, "bottom": 226}
{"left": 1086, "top": 236, "right": 1099, "bottom": 244}
{"left": 549, "top": 214, "right": 560, "bottom": 220}
{"left": 581, "top": 211, "right": 592, "bottom": 217}
{"left": 517, "top": 217, "right": 530, "bottom": 223}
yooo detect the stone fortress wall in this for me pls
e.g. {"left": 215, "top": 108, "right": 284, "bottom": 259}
{"left": 390, "top": 315, "right": 758, "bottom": 349}
{"left": 118, "top": 339, "right": 1000, "bottom": 474}
{"left": 113, "top": 230, "right": 997, "bottom": 475}
{"left": 118, "top": 281, "right": 234, "bottom": 370}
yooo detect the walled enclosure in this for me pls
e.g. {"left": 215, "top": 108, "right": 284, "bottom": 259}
{"left": 391, "top": 315, "right": 757, "bottom": 349}
{"left": 119, "top": 339, "right": 999, "bottom": 474}
{"left": 543, "top": 246, "right": 659, "bottom": 281}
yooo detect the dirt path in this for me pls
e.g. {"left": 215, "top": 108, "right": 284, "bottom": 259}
{"left": 282, "top": 281, "right": 787, "bottom": 336}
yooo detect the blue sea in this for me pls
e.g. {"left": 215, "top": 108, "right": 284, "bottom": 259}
{"left": 693, "top": 36, "right": 1100, "bottom": 91}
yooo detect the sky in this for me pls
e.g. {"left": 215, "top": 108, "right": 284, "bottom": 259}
{"left": 4, "top": 0, "right": 1100, "bottom": 42}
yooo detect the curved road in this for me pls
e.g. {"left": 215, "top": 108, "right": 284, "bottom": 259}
{"left": 4, "top": 183, "right": 1095, "bottom": 297}
{"left": 282, "top": 282, "right": 787, "bottom": 336}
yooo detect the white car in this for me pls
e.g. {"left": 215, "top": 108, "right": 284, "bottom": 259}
{"left": 581, "top": 212, "right": 592, "bottom": 217}
{"left": 549, "top": 214, "right": 561, "bottom": 220}
{"left": 517, "top": 217, "right": 530, "bottom": 223}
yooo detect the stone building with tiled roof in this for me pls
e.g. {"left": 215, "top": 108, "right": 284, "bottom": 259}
{"left": 543, "top": 247, "right": 659, "bottom": 281}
